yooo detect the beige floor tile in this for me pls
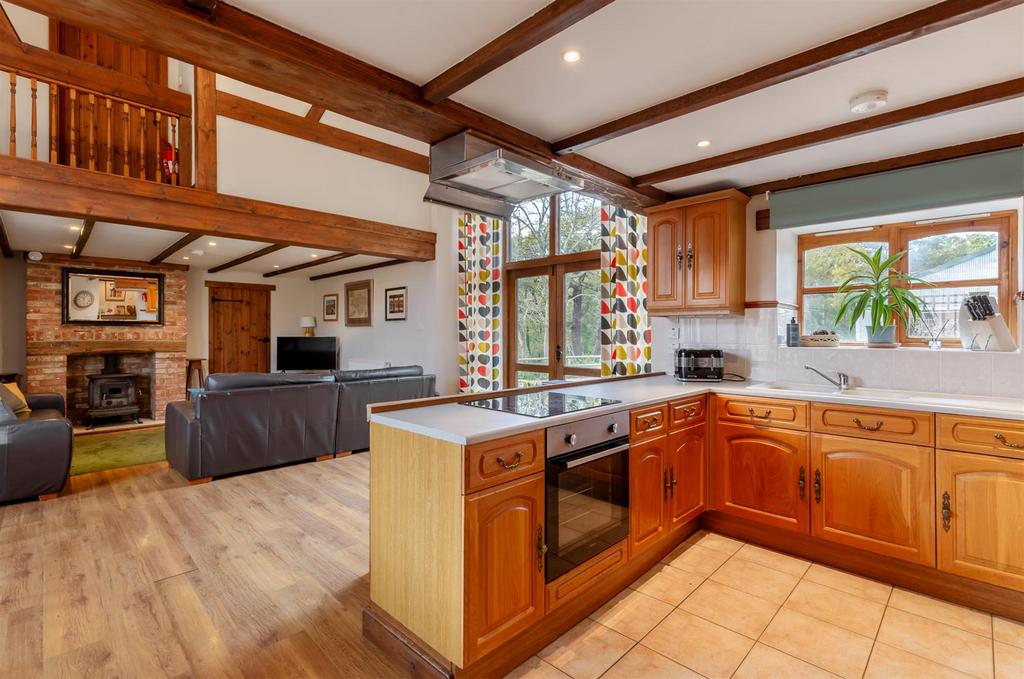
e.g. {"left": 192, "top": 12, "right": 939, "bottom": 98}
{"left": 504, "top": 656, "right": 573, "bottom": 679}
{"left": 680, "top": 579, "right": 779, "bottom": 639}
{"left": 733, "top": 543, "right": 810, "bottom": 577}
{"left": 590, "top": 588, "right": 674, "bottom": 641}
{"left": 784, "top": 579, "right": 886, "bottom": 637}
{"left": 642, "top": 609, "right": 754, "bottom": 679}
{"left": 601, "top": 644, "right": 703, "bottom": 679}
{"left": 630, "top": 562, "right": 704, "bottom": 606}
{"left": 709, "top": 556, "right": 800, "bottom": 605}
{"left": 995, "top": 641, "right": 1024, "bottom": 679}
{"left": 802, "top": 563, "right": 892, "bottom": 604}
{"left": 734, "top": 643, "right": 841, "bottom": 679}
{"left": 994, "top": 617, "right": 1024, "bottom": 649}
{"left": 683, "top": 530, "right": 744, "bottom": 555}
{"left": 877, "top": 608, "right": 994, "bottom": 679}
{"left": 760, "top": 608, "right": 874, "bottom": 679}
{"left": 661, "top": 542, "right": 731, "bottom": 576}
{"left": 889, "top": 588, "right": 992, "bottom": 637}
{"left": 864, "top": 642, "right": 975, "bottom": 679}
{"left": 537, "top": 619, "right": 634, "bottom": 679}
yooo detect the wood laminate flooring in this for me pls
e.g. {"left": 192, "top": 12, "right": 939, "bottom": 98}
{"left": 0, "top": 456, "right": 406, "bottom": 678}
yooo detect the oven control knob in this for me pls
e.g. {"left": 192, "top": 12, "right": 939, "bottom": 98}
{"left": 565, "top": 433, "right": 577, "bottom": 446}
{"left": 608, "top": 422, "right": 619, "bottom": 434}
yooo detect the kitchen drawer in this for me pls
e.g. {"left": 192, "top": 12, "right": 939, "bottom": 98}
{"left": 546, "top": 540, "right": 627, "bottom": 613}
{"left": 465, "top": 430, "right": 545, "bottom": 493}
{"left": 669, "top": 396, "right": 706, "bottom": 428}
{"left": 811, "top": 403, "right": 933, "bottom": 446}
{"left": 938, "top": 415, "right": 1024, "bottom": 460}
{"left": 716, "top": 394, "right": 808, "bottom": 431}
{"left": 631, "top": 404, "right": 669, "bottom": 440}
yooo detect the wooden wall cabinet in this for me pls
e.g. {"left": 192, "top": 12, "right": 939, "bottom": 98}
{"left": 647, "top": 189, "right": 748, "bottom": 316}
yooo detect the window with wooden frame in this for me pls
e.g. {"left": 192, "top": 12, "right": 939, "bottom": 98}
{"left": 797, "top": 211, "right": 1018, "bottom": 346}
{"left": 504, "top": 193, "right": 603, "bottom": 387}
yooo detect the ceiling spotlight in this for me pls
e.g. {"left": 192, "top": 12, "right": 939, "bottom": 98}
{"left": 63, "top": 244, "right": 74, "bottom": 249}
{"left": 562, "top": 49, "right": 582, "bottom": 64}
{"left": 273, "top": 264, "right": 280, "bottom": 268}
{"left": 311, "top": 254, "right": 319, "bottom": 258}
{"left": 849, "top": 89, "right": 888, "bottom": 114}
{"left": 208, "top": 241, "right": 217, "bottom": 246}
{"left": 69, "top": 225, "right": 82, "bottom": 232}
{"left": 696, "top": 139, "right": 711, "bottom": 148}
{"left": 183, "top": 256, "right": 190, "bottom": 261}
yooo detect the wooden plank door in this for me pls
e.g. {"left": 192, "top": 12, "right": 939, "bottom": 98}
{"left": 684, "top": 200, "right": 729, "bottom": 309}
{"left": 208, "top": 284, "right": 271, "bottom": 374}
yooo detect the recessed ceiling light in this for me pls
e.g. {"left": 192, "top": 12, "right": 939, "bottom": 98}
{"left": 696, "top": 139, "right": 711, "bottom": 148}
{"left": 63, "top": 244, "right": 74, "bottom": 249}
{"left": 183, "top": 256, "right": 190, "bottom": 261}
{"left": 69, "top": 225, "right": 82, "bottom": 232}
{"left": 208, "top": 241, "right": 217, "bottom": 246}
{"left": 562, "top": 49, "right": 581, "bottom": 64}
{"left": 273, "top": 264, "right": 280, "bottom": 268}
{"left": 849, "top": 89, "right": 888, "bottom": 114}
{"left": 311, "top": 254, "right": 319, "bottom": 258}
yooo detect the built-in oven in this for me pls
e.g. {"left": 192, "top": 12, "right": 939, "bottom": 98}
{"left": 545, "top": 410, "right": 630, "bottom": 583}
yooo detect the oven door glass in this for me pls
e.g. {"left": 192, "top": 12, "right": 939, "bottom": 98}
{"left": 545, "top": 443, "right": 629, "bottom": 583}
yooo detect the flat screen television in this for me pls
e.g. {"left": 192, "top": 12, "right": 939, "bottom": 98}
{"left": 277, "top": 336, "right": 338, "bottom": 371}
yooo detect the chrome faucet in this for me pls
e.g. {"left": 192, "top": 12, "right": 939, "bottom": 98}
{"left": 804, "top": 365, "right": 850, "bottom": 391}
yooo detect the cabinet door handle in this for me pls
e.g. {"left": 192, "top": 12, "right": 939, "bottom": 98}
{"left": 798, "top": 466, "right": 806, "bottom": 500}
{"left": 663, "top": 469, "right": 670, "bottom": 500}
{"left": 686, "top": 243, "right": 694, "bottom": 270}
{"left": 813, "top": 469, "right": 822, "bottom": 504}
{"left": 496, "top": 451, "right": 522, "bottom": 470}
{"left": 670, "top": 466, "right": 678, "bottom": 497}
{"left": 853, "top": 417, "right": 883, "bottom": 432}
{"left": 748, "top": 408, "right": 772, "bottom": 420}
{"left": 676, "top": 244, "right": 683, "bottom": 271}
{"left": 536, "top": 524, "right": 547, "bottom": 572}
{"left": 941, "top": 491, "right": 952, "bottom": 532}
{"left": 995, "top": 433, "right": 1024, "bottom": 449}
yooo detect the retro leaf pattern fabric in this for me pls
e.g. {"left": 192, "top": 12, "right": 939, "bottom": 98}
{"left": 600, "top": 206, "right": 652, "bottom": 376}
{"left": 457, "top": 212, "right": 503, "bottom": 392}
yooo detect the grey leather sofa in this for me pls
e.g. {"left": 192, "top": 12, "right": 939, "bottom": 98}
{"left": 0, "top": 393, "right": 73, "bottom": 502}
{"left": 165, "top": 366, "right": 435, "bottom": 481}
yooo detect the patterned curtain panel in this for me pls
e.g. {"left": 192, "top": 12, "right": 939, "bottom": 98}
{"left": 457, "top": 212, "right": 503, "bottom": 392}
{"left": 600, "top": 206, "right": 652, "bottom": 376}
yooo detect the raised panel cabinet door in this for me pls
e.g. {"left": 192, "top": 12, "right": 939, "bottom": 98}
{"left": 713, "top": 423, "right": 810, "bottom": 533}
{"left": 937, "top": 450, "right": 1024, "bottom": 592}
{"left": 464, "top": 474, "right": 545, "bottom": 665}
{"left": 668, "top": 423, "right": 706, "bottom": 530}
{"left": 647, "top": 208, "right": 685, "bottom": 312}
{"left": 629, "top": 435, "right": 668, "bottom": 557}
{"left": 684, "top": 200, "right": 729, "bottom": 309}
{"left": 810, "top": 434, "right": 935, "bottom": 566}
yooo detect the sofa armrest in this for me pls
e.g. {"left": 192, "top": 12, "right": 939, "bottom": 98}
{"left": 26, "top": 393, "right": 65, "bottom": 417}
{"left": 165, "top": 400, "right": 202, "bottom": 480}
{"left": 0, "top": 415, "right": 72, "bottom": 501}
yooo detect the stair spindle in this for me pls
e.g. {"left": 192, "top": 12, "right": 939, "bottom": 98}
{"left": 87, "top": 93, "right": 96, "bottom": 170}
{"left": 8, "top": 73, "right": 16, "bottom": 156}
{"left": 69, "top": 88, "right": 77, "bottom": 168}
{"left": 138, "top": 107, "right": 145, "bottom": 179}
{"left": 105, "top": 98, "right": 113, "bottom": 173}
{"left": 30, "top": 79, "right": 37, "bottom": 160}
{"left": 49, "top": 86, "right": 57, "bottom": 163}
{"left": 170, "top": 116, "right": 178, "bottom": 186}
{"left": 154, "top": 111, "right": 162, "bottom": 182}
{"left": 121, "top": 103, "right": 129, "bottom": 176}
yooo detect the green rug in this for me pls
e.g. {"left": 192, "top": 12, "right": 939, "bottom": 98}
{"left": 71, "top": 426, "right": 166, "bottom": 476}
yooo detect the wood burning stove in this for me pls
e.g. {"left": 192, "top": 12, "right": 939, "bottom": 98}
{"left": 86, "top": 355, "right": 141, "bottom": 428}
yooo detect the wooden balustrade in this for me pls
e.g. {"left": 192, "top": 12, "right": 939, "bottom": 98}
{"left": 3, "top": 67, "right": 184, "bottom": 185}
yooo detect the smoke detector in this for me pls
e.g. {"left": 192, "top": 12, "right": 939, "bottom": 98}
{"left": 849, "top": 90, "right": 888, "bottom": 114}
{"left": 191, "top": 248, "right": 205, "bottom": 257}
{"left": 27, "top": 251, "right": 43, "bottom": 261}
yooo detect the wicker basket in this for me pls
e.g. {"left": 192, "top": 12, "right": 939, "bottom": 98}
{"left": 800, "top": 334, "right": 840, "bottom": 348}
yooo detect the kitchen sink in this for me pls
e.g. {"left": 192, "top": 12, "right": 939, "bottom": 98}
{"left": 749, "top": 381, "right": 843, "bottom": 394}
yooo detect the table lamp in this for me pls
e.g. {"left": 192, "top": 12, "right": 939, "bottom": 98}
{"left": 300, "top": 316, "right": 316, "bottom": 337}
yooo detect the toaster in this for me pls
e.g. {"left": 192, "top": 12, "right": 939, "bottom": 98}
{"left": 675, "top": 348, "right": 725, "bottom": 382}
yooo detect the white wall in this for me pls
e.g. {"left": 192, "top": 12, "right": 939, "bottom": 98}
{"left": 0, "top": 255, "right": 26, "bottom": 377}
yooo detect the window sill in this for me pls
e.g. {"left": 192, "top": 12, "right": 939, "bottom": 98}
{"left": 777, "top": 344, "right": 1021, "bottom": 355}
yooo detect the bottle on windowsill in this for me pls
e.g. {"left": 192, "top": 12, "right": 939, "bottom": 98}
{"left": 786, "top": 317, "right": 800, "bottom": 347}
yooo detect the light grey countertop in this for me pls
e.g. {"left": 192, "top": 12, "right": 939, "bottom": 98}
{"left": 369, "top": 374, "right": 1024, "bottom": 445}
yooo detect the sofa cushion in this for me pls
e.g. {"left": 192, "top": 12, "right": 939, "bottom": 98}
{"left": 333, "top": 365, "right": 424, "bottom": 383}
{"left": 0, "top": 400, "right": 15, "bottom": 424}
{"left": 0, "top": 383, "right": 30, "bottom": 416}
{"left": 205, "top": 372, "right": 335, "bottom": 392}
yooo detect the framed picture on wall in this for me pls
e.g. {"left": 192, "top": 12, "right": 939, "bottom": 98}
{"left": 385, "top": 286, "right": 407, "bottom": 321}
{"left": 102, "top": 279, "right": 126, "bottom": 302}
{"left": 323, "top": 293, "right": 339, "bottom": 322}
{"left": 345, "top": 280, "right": 372, "bottom": 327}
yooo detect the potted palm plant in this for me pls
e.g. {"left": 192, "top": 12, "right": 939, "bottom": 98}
{"left": 833, "top": 247, "right": 928, "bottom": 347}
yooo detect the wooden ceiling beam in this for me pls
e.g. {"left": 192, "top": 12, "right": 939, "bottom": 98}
{"left": 150, "top": 232, "right": 201, "bottom": 264}
{"left": 4, "top": 0, "right": 665, "bottom": 210}
{"left": 207, "top": 243, "right": 287, "bottom": 273}
{"left": 305, "top": 105, "right": 326, "bottom": 122}
{"left": 264, "top": 252, "right": 355, "bottom": 278}
{"left": 635, "top": 78, "right": 1024, "bottom": 187}
{"left": 216, "top": 91, "right": 429, "bottom": 174}
{"left": 553, "top": 0, "right": 1023, "bottom": 154}
{"left": 309, "top": 259, "right": 406, "bottom": 281}
{"left": 741, "top": 132, "right": 1024, "bottom": 196}
{"left": 0, "top": 155, "right": 436, "bottom": 261}
{"left": 70, "top": 218, "right": 94, "bottom": 259}
{"left": 421, "top": 0, "right": 615, "bottom": 103}
{"left": 0, "top": 6, "right": 19, "bottom": 40}
{"left": 0, "top": 214, "right": 12, "bottom": 257}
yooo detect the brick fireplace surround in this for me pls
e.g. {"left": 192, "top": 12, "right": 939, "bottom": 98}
{"left": 25, "top": 255, "right": 187, "bottom": 424}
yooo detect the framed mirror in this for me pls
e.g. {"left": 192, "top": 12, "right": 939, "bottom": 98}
{"left": 61, "top": 268, "right": 165, "bottom": 325}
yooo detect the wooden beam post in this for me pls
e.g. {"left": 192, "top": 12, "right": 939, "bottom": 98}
{"left": 207, "top": 243, "right": 287, "bottom": 273}
{"left": 70, "top": 218, "right": 94, "bottom": 258}
{"left": 194, "top": 66, "right": 217, "bottom": 191}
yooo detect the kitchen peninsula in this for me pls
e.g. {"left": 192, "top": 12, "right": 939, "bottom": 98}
{"left": 363, "top": 373, "right": 1024, "bottom": 678}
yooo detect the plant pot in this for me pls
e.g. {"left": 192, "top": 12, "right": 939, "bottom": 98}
{"left": 867, "top": 325, "right": 896, "bottom": 347}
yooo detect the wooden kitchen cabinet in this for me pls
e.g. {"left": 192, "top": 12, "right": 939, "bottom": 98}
{"left": 464, "top": 474, "right": 546, "bottom": 664}
{"left": 937, "top": 450, "right": 1024, "bottom": 592}
{"left": 646, "top": 189, "right": 747, "bottom": 316}
{"left": 629, "top": 434, "right": 668, "bottom": 557}
{"left": 713, "top": 422, "right": 810, "bottom": 533}
{"left": 668, "top": 422, "right": 706, "bottom": 529}
{"left": 811, "top": 434, "right": 935, "bottom": 566}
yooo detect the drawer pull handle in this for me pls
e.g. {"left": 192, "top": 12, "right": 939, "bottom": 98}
{"left": 813, "top": 469, "right": 822, "bottom": 504}
{"left": 941, "top": 491, "right": 952, "bottom": 532}
{"left": 537, "top": 524, "right": 547, "bottom": 572}
{"left": 496, "top": 451, "right": 523, "bottom": 470}
{"left": 995, "top": 433, "right": 1024, "bottom": 449}
{"left": 798, "top": 466, "right": 806, "bottom": 500}
{"left": 685, "top": 407, "right": 697, "bottom": 417}
{"left": 748, "top": 408, "right": 772, "bottom": 420}
{"left": 852, "top": 417, "right": 883, "bottom": 432}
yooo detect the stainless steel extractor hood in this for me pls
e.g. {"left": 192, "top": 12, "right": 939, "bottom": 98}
{"left": 424, "top": 132, "right": 584, "bottom": 218}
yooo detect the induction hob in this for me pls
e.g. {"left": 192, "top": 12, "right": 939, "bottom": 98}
{"left": 462, "top": 391, "right": 621, "bottom": 419}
